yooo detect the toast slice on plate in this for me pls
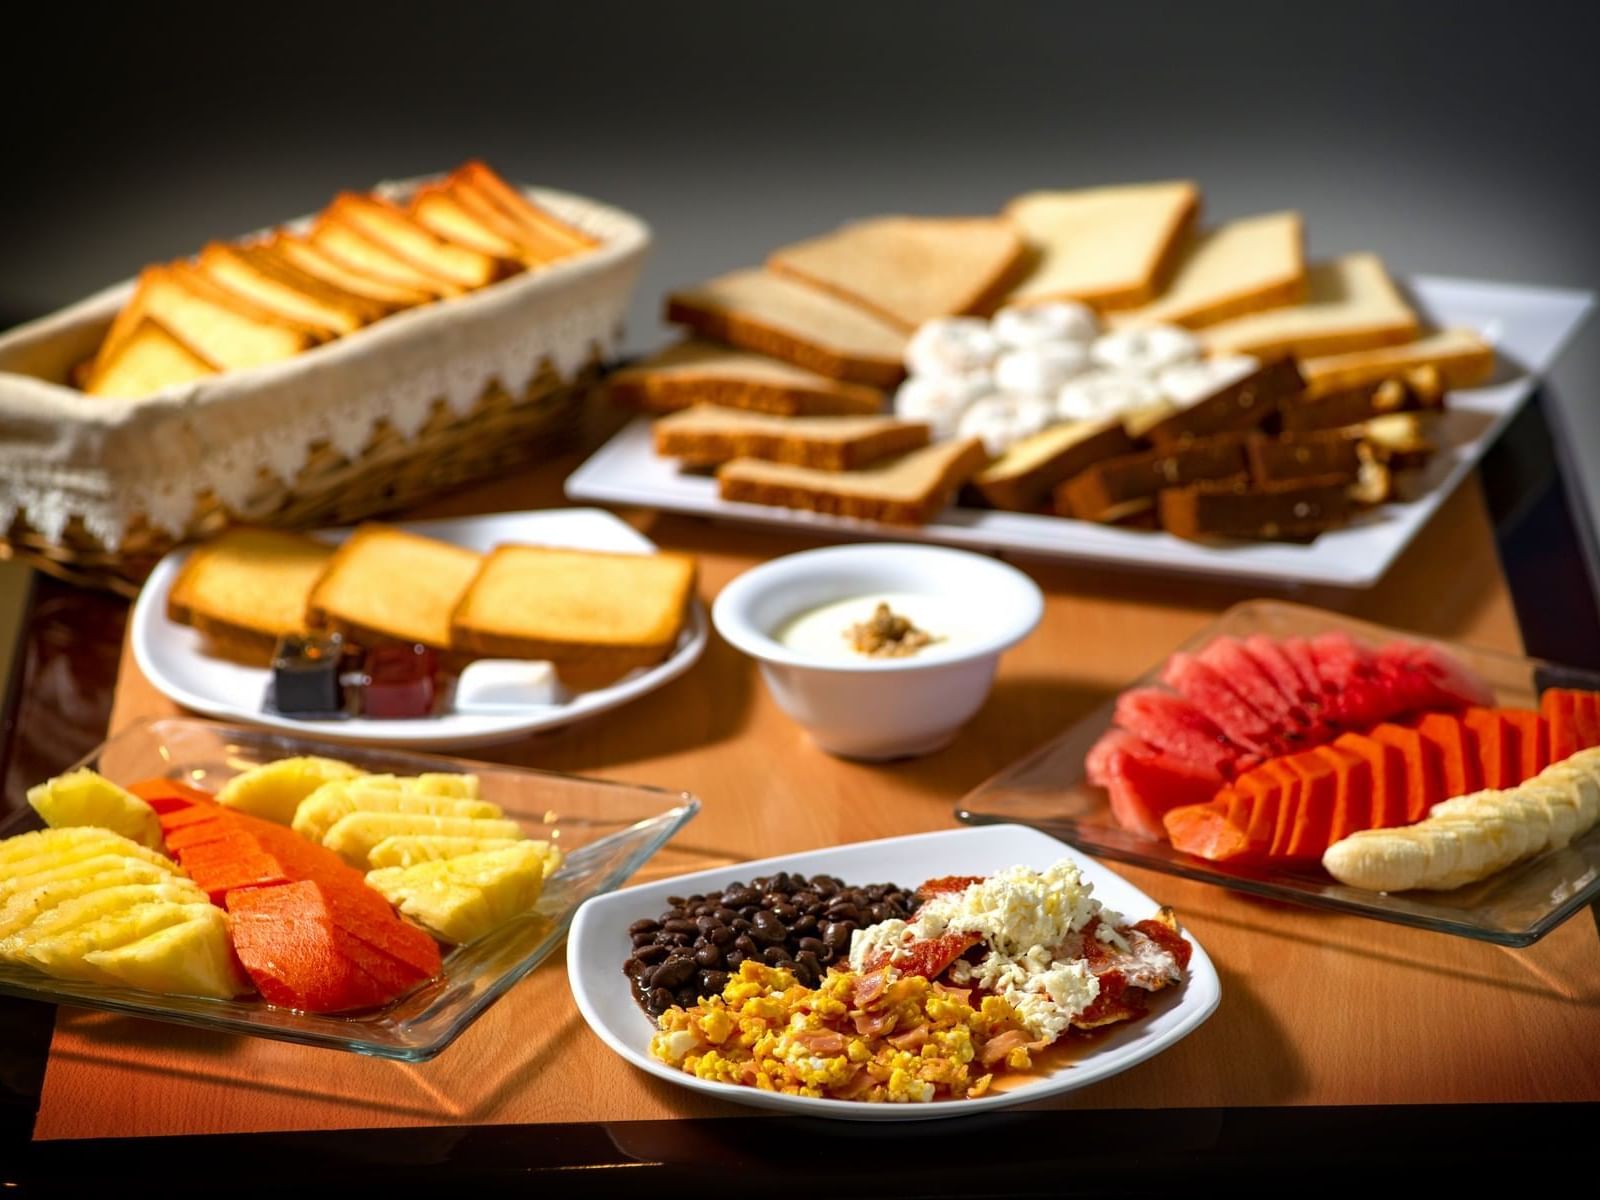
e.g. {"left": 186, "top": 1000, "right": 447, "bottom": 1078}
{"left": 666, "top": 269, "right": 908, "bottom": 387}
{"left": 307, "top": 524, "right": 482, "bottom": 652}
{"left": 1201, "top": 254, "right": 1420, "bottom": 359}
{"left": 1003, "top": 181, "right": 1200, "bottom": 309}
{"left": 653, "top": 405, "right": 928, "bottom": 470}
{"left": 607, "top": 340, "right": 886, "bottom": 416}
{"left": 1107, "top": 211, "right": 1306, "bottom": 329}
{"left": 767, "top": 215, "right": 1027, "bottom": 331}
{"left": 167, "top": 527, "right": 336, "bottom": 665}
{"left": 1299, "top": 328, "right": 1495, "bottom": 396}
{"left": 717, "top": 436, "right": 988, "bottom": 526}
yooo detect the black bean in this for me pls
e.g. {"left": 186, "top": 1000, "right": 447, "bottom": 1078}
{"left": 734, "top": 934, "right": 759, "bottom": 957}
{"left": 869, "top": 904, "right": 890, "bottom": 923}
{"left": 792, "top": 962, "right": 817, "bottom": 988}
{"left": 632, "top": 943, "right": 669, "bottom": 965}
{"left": 630, "top": 931, "right": 658, "bottom": 948}
{"left": 821, "top": 921, "right": 851, "bottom": 950}
{"left": 651, "top": 956, "right": 695, "bottom": 990}
{"left": 825, "top": 902, "right": 860, "bottom": 923}
{"left": 623, "top": 958, "right": 651, "bottom": 980}
{"left": 797, "top": 936, "right": 826, "bottom": 957}
{"left": 771, "top": 902, "right": 798, "bottom": 922}
{"left": 723, "top": 887, "right": 757, "bottom": 908}
{"left": 648, "top": 986, "right": 675, "bottom": 1011}
{"left": 708, "top": 924, "right": 734, "bottom": 946}
{"left": 663, "top": 917, "right": 697, "bottom": 935}
{"left": 793, "top": 914, "right": 818, "bottom": 935}
{"left": 762, "top": 945, "right": 791, "bottom": 966}
{"left": 694, "top": 944, "right": 723, "bottom": 968}
{"left": 714, "top": 907, "right": 739, "bottom": 924}
{"left": 751, "top": 910, "right": 786, "bottom": 943}
{"left": 627, "top": 918, "right": 661, "bottom": 937}
{"left": 698, "top": 969, "right": 728, "bottom": 995}
{"left": 725, "top": 949, "right": 746, "bottom": 968}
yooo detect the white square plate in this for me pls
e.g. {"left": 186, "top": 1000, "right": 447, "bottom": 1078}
{"left": 131, "top": 508, "right": 708, "bottom": 748}
{"left": 567, "top": 823, "right": 1220, "bottom": 1121}
{"left": 566, "top": 276, "right": 1594, "bottom": 587}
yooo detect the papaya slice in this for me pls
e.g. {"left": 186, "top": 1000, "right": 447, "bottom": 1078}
{"left": 129, "top": 778, "right": 217, "bottom": 813}
{"left": 1333, "top": 732, "right": 1408, "bottom": 828}
{"left": 1314, "top": 743, "right": 1372, "bottom": 842}
{"left": 1257, "top": 760, "right": 1304, "bottom": 858}
{"left": 1577, "top": 693, "right": 1600, "bottom": 750}
{"left": 1282, "top": 751, "right": 1338, "bottom": 859}
{"left": 1463, "top": 708, "right": 1519, "bottom": 788}
{"left": 1370, "top": 724, "right": 1443, "bottom": 822}
{"left": 1542, "top": 690, "right": 1581, "bottom": 762}
{"left": 1499, "top": 709, "right": 1548, "bottom": 779}
{"left": 1163, "top": 796, "right": 1254, "bottom": 862}
{"left": 225, "top": 882, "right": 392, "bottom": 1013}
{"left": 1411, "top": 712, "right": 1482, "bottom": 799}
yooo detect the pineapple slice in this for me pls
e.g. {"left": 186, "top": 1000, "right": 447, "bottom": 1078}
{"left": 0, "top": 826, "right": 170, "bottom": 872}
{"left": 15, "top": 901, "right": 204, "bottom": 983}
{"left": 322, "top": 812, "right": 522, "bottom": 870}
{"left": 0, "top": 862, "right": 176, "bottom": 938}
{"left": 368, "top": 834, "right": 523, "bottom": 869}
{"left": 83, "top": 907, "right": 248, "bottom": 999}
{"left": 215, "top": 755, "right": 366, "bottom": 824}
{"left": 27, "top": 770, "right": 162, "bottom": 850}
{"left": 1, "top": 843, "right": 181, "bottom": 905}
{"left": 292, "top": 784, "right": 503, "bottom": 845}
{"left": 364, "top": 841, "right": 562, "bottom": 944}
{"left": 0, "top": 882, "right": 207, "bottom": 959}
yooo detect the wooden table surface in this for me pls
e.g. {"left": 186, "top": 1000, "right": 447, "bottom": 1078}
{"left": 29, "top": 460, "right": 1600, "bottom": 1141}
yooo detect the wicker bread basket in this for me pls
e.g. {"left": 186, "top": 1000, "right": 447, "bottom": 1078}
{"left": 0, "top": 179, "right": 651, "bottom": 596}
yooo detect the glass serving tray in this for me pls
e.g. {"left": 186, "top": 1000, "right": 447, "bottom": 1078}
{"left": 0, "top": 718, "right": 699, "bottom": 1060}
{"left": 956, "top": 600, "right": 1600, "bottom": 947}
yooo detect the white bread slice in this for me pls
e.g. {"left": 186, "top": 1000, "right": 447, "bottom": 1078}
{"left": 450, "top": 545, "right": 696, "bottom": 687}
{"left": 653, "top": 405, "right": 929, "bottom": 470}
{"left": 84, "top": 317, "right": 218, "bottom": 397}
{"left": 324, "top": 193, "right": 516, "bottom": 289}
{"left": 306, "top": 525, "right": 482, "bottom": 651}
{"left": 271, "top": 234, "right": 436, "bottom": 310}
{"left": 1299, "top": 329, "right": 1495, "bottom": 396}
{"left": 1201, "top": 254, "right": 1420, "bottom": 359}
{"left": 666, "top": 269, "right": 908, "bottom": 388}
{"left": 167, "top": 527, "right": 335, "bottom": 665}
{"left": 1003, "top": 181, "right": 1200, "bottom": 309}
{"left": 608, "top": 340, "right": 885, "bottom": 416}
{"left": 1107, "top": 212, "right": 1306, "bottom": 329}
{"left": 717, "top": 437, "right": 988, "bottom": 526}
{"left": 767, "top": 216, "right": 1027, "bottom": 331}
{"left": 307, "top": 215, "right": 465, "bottom": 298}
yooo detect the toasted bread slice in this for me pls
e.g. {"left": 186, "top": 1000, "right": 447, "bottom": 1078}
{"left": 307, "top": 216, "right": 464, "bottom": 298}
{"left": 196, "top": 243, "right": 364, "bottom": 335}
{"left": 1299, "top": 329, "right": 1495, "bottom": 397}
{"left": 437, "top": 180, "right": 577, "bottom": 265}
{"left": 410, "top": 182, "right": 526, "bottom": 262}
{"left": 451, "top": 161, "right": 599, "bottom": 256}
{"left": 1141, "top": 356, "right": 1305, "bottom": 447}
{"left": 167, "top": 528, "right": 336, "bottom": 665}
{"left": 307, "top": 525, "right": 483, "bottom": 651}
{"left": 971, "top": 418, "right": 1135, "bottom": 512}
{"left": 666, "top": 269, "right": 907, "bottom": 387}
{"left": 451, "top": 545, "right": 697, "bottom": 687}
{"left": 268, "top": 234, "right": 436, "bottom": 310}
{"left": 767, "top": 216, "right": 1027, "bottom": 331}
{"left": 1004, "top": 181, "right": 1200, "bottom": 309}
{"left": 1201, "top": 254, "right": 1420, "bottom": 360}
{"left": 1159, "top": 475, "right": 1353, "bottom": 541}
{"left": 608, "top": 340, "right": 885, "bottom": 416}
{"left": 653, "top": 405, "right": 929, "bottom": 470}
{"left": 84, "top": 316, "right": 218, "bottom": 398}
{"left": 1107, "top": 212, "right": 1306, "bottom": 329}
{"left": 1060, "top": 437, "right": 1251, "bottom": 523}
{"left": 326, "top": 193, "right": 516, "bottom": 289}
{"left": 718, "top": 437, "right": 988, "bottom": 526}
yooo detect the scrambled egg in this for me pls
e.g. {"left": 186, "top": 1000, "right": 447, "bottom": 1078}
{"left": 649, "top": 960, "right": 1031, "bottom": 1103}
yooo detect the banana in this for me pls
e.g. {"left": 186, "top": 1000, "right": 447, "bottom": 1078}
{"left": 1323, "top": 750, "right": 1600, "bottom": 893}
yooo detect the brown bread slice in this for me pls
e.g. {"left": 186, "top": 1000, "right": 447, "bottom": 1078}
{"left": 1056, "top": 436, "right": 1248, "bottom": 522}
{"left": 1201, "top": 254, "right": 1420, "bottom": 359}
{"left": 1278, "top": 369, "right": 1445, "bottom": 432}
{"left": 1300, "top": 329, "right": 1495, "bottom": 397}
{"left": 1106, "top": 211, "right": 1306, "bottom": 329}
{"left": 971, "top": 418, "right": 1135, "bottom": 512}
{"left": 767, "top": 215, "right": 1027, "bottom": 331}
{"left": 607, "top": 340, "right": 885, "bottom": 416}
{"left": 666, "top": 269, "right": 908, "bottom": 387}
{"left": 1003, "top": 181, "right": 1200, "bottom": 309}
{"left": 1159, "top": 475, "right": 1353, "bottom": 540}
{"left": 83, "top": 316, "right": 218, "bottom": 398}
{"left": 1247, "top": 431, "right": 1362, "bottom": 485}
{"left": 717, "top": 437, "right": 988, "bottom": 526}
{"left": 1141, "top": 356, "right": 1305, "bottom": 447}
{"left": 653, "top": 405, "right": 928, "bottom": 470}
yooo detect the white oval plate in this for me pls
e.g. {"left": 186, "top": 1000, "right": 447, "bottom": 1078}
{"left": 132, "top": 508, "right": 708, "bottom": 749}
{"left": 568, "top": 823, "right": 1220, "bottom": 1122}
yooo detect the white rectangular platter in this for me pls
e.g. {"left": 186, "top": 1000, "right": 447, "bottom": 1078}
{"left": 567, "top": 277, "right": 1593, "bottom": 587}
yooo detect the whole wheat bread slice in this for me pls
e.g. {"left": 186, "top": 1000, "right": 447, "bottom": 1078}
{"left": 1201, "top": 254, "right": 1419, "bottom": 360}
{"left": 767, "top": 215, "right": 1027, "bottom": 331}
{"left": 1299, "top": 328, "right": 1495, "bottom": 396}
{"left": 666, "top": 269, "right": 908, "bottom": 387}
{"left": 653, "top": 405, "right": 928, "bottom": 470}
{"left": 1003, "top": 181, "right": 1200, "bottom": 309}
{"left": 970, "top": 418, "right": 1135, "bottom": 512}
{"left": 1106, "top": 211, "right": 1306, "bottom": 329}
{"left": 608, "top": 340, "right": 886, "bottom": 416}
{"left": 717, "top": 437, "right": 988, "bottom": 526}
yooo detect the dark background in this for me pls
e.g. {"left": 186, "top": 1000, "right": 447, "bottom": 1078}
{"left": 3, "top": 0, "right": 1596, "bottom": 580}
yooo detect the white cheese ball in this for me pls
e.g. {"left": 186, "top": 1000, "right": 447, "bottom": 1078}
{"left": 993, "top": 342, "right": 1093, "bottom": 397}
{"left": 955, "top": 393, "right": 1054, "bottom": 456}
{"left": 895, "top": 372, "right": 995, "bottom": 440}
{"left": 1089, "top": 324, "right": 1203, "bottom": 375}
{"left": 991, "top": 301, "right": 1100, "bottom": 349}
{"left": 904, "top": 317, "right": 1001, "bottom": 379}
{"left": 1055, "top": 370, "right": 1164, "bottom": 422}
{"left": 1156, "top": 355, "right": 1260, "bottom": 407}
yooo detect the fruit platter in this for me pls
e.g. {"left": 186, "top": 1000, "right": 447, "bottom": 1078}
{"left": 957, "top": 600, "right": 1600, "bottom": 945}
{"left": 0, "top": 718, "right": 697, "bottom": 1059}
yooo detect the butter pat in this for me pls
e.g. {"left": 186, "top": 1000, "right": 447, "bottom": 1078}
{"left": 454, "top": 659, "right": 563, "bottom": 712}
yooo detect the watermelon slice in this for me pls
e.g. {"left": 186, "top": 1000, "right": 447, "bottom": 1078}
{"left": 1099, "top": 744, "right": 1223, "bottom": 840}
{"left": 1199, "top": 637, "right": 1317, "bottom": 741}
{"left": 1243, "top": 634, "right": 1331, "bottom": 724}
{"left": 1113, "top": 689, "right": 1239, "bottom": 778}
{"left": 1281, "top": 638, "right": 1328, "bottom": 704}
{"left": 1162, "top": 653, "right": 1289, "bottom": 756}
{"left": 1382, "top": 642, "right": 1495, "bottom": 710}
{"left": 1309, "top": 633, "right": 1394, "bottom": 729}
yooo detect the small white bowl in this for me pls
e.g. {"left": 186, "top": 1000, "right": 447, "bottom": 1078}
{"left": 712, "top": 543, "right": 1044, "bottom": 760}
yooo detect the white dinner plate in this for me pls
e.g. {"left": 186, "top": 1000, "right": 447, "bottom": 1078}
{"left": 567, "top": 276, "right": 1594, "bottom": 588}
{"left": 132, "top": 508, "right": 708, "bottom": 749}
{"left": 567, "top": 823, "right": 1220, "bottom": 1121}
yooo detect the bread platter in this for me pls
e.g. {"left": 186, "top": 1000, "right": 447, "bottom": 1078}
{"left": 131, "top": 508, "right": 708, "bottom": 748}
